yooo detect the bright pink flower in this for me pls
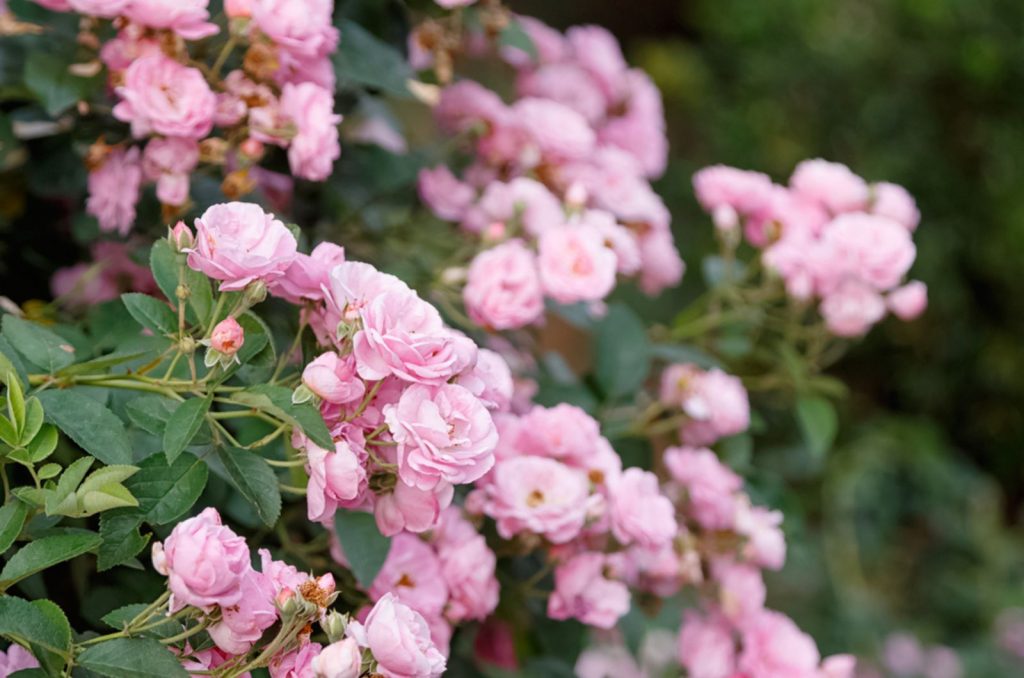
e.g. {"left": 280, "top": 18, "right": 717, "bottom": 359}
{"left": 456, "top": 348, "right": 514, "bottom": 413}
{"left": 385, "top": 383, "right": 497, "bottom": 491}
{"left": 302, "top": 352, "right": 365, "bottom": 405}
{"left": 151, "top": 507, "right": 251, "bottom": 610}
{"left": 311, "top": 638, "right": 361, "bottom": 678}
{"left": 820, "top": 280, "right": 887, "bottom": 337}
{"left": 482, "top": 457, "right": 591, "bottom": 543}
{"left": 114, "top": 54, "right": 216, "bottom": 139}
{"left": 210, "top": 317, "right": 244, "bottom": 357}
{"left": 871, "top": 181, "right": 920, "bottom": 231}
{"left": 887, "top": 280, "right": 927, "bottom": 321}
{"left": 124, "top": 0, "right": 219, "bottom": 40}
{"left": 713, "top": 559, "right": 766, "bottom": 622}
{"left": 789, "top": 159, "right": 870, "bottom": 215}
{"left": 67, "top": 0, "right": 128, "bottom": 17}
{"left": 271, "top": 242, "right": 346, "bottom": 304}
{"left": 0, "top": 644, "right": 40, "bottom": 675}
{"left": 418, "top": 166, "right": 475, "bottom": 221}
{"left": 513, "top": 98, "right": 596, "bottom": 162}
{"left": 142, "top": 137, "right": 198, "bottom": 206}
{"left": 279, "top": 82, "right": 342, "bottom": 181}
{"left": 208, "top": 569, "right": 277, "bottom": 654}
{"left": 547, "top": 552, "right": 630, "bottom": 629}
{"left": 814, "top": 213, "right": 916, "bottom": 294}
{"left": 678, "top": 611, "right": 736, "bottom": 678}
{"left": 347, "top": 593, "right": 447, "bottom": 678}
{"left": 374, "top": 482, "right": 454, "bottom": 537}
{"left": 270, "top": 641, "right": 323, "bottom": 678}
{"left": 370, "top": 534, "right": 448, "bottom": 620}
{"left": 87, "top": 146, "right": 142, "bottom": 235}
{"left": 735, "top": 503, "right": 787, "bottom": 571}
{"left": 678, "top": 368, "right": 751, "bottom": 446}
{"left": 305, "top": 439, "right": 367, "bottom": 522}
{"left": 437, "top": 531, "right": 499, "bottom": 622}
{"left": 537, "top": 226, "right": 617, "bottom": 304}
{"left": 664, "top": 446, "right": 742, "bottom": 530}
{"left": 607, "top": 468, "right": 677, "bottom": 548}
{"left": 737, "top": 609, "right": 821, "bottom": 678}
{"left": 187, "top": 202, "right": 298, "bottom": 291}
{"left": 463, "top": 240, "right": 545, "bottom": 331}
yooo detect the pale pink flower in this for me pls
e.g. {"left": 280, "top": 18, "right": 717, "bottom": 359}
{"left": 461, "top": 177, "right": 563, "bottom": 237}
{"left": 517, "top": 62, "right": 607, "bottom": 124}
{"left": 51, "top": 241, "right": 157, "bottom": 307}
{"left": 463, "top": 240, "right": 544, "bottom": 331}
{"left": 435, "top": 80, "right": 508, "bottom": 135}
{"left": 789, "top": 159, "right": 870, "bottom": 215}
{"left": 435, "top": 0, "right": 476, "bottom": 8}
{"left": 713, "top": 559, "right": 766, "bottom": 622}
{"left": 820, "top": 280, "right": 887, "bottom": 337}
{"left": 509, "top": 16, "right": 567, "bottom": 65}
{"left": 575, "top": 645, "right": 641, "bottom": 678}
{"left": 455, "top": 348, "right": 514, "bottom": 413}
{"left": 0, "top": 644, "right": 40, "bottom": 675}
{"left": 370, "top": 534, "right": 448, "bottom": 620}
{"left": 871, "top": 181, "right": 920, "bottom": 231}
{"left": 693, "top": 165, "right": 775, "bottom": 216}
{"left": 436, "top": 531, "right": 499, "bottom": 622}
{"left": 547, "top": 552, "right": 630, "bottom": 629}
{"left": 664, "top": 446, "right": 742, "bottom": 530}
{"left": 302, "top": 352, "right": 365, "bottom": 405}
{"left": 251, "top": 0, "right": 338, "bottom": 59}
{"left": 305, "top": 440, "right": 367, "bottom": 522}
{"left": 513, "top": 98, "right": 596, "bottom": 162}
{"left": 738, "top": 609, "right": 821, "bottom": 678}
{"left": 515, "top": 404, "right": 601, "bottom": 466}
{"left": 537, "top": 226, "right": 617, "bottom": 304}
{"left": 113, "top": 54, "right": 216, "bottom": 139}
{"left": 599, "top": 70, "right": 668, "bottom": 178}
{"left": 821, "top": 654, "right": 858, "bottom": 678}
{"left": 735, "top": 502, "right": 787, "bottom": 571}
{"left": 565, "top": 24, "right": 628, "bottom": 103}
{"left": 67, "top": 0, "right": 128, "bottom": 17}
{"left": 347, "top": 593, "right": 446, "bottom": 678}
{"left": 187, "top": 202, "right": 298, "bottom": 291}
{"left": 208, "top": 569, "right": 277, "bottom": 654}
{"left": 279, "top": 82, "right": 342, "bottom": 181}
{"left": 482, "top": 457, "right": 591, "bottom": 543}
{"left": 883, "top": 632, "right": 924, "bottom": 676}
{"left": 258, "top": 548, "right": 308, "bottom": 596}
{"left": 418, "top": 166, "right": 475, "bottom": 221}
{"left": 887, "top": 280, "right": 927, "bottom": 321}
{"left": 151, "top": 507, "right": 251, "bottom": 610}
{"left": 679, "top": 368, "right": 751, "bottom": 446}
{"left": 312, "top": 638, "right": 361, "bottom": 678}
{"left": 638, "top": 230, "right": 685, "bottom": 294}
{"left": 87, "top": 146, "right": 142, "bottom": 235}
{"left": 385, "top": 383, "right": 497, "bottom": 491}
{"left": 224, "top": 0, "right": 250, "bottom": 18}
{"left": 270, "top": 641, "right": 323, "bottom": 678}
{"left": 32, "top": 0, "right": 72, "bottom": 10}
{"left": 678, "top": 611, "right": 736, "bottom": 678}
{"left": 124, "top": 0, "right": 218, "bottom": 40}
{"left": 271, "top": 242, "right": 346, "bottom": 304}
{"left": 607, "top": 468, "right": 677, "bottom": 548}
{"left": 100, "top": 32, "right": 163, "bottom": 73}
{"left": 210, "top": 317, "right": 244, "bottom": 358}
{"left": 374, "top": 482, "right": 454, "bottom": 537}
{"left": 814, "top": 213, "right": 916, "bottom": 294}
{"left": 142, "top": 137, "right": 198, "bottom": 206}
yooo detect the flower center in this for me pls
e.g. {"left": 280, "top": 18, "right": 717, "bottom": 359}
{"left": 526, "top": 489, "right": 545, "bottom": 507}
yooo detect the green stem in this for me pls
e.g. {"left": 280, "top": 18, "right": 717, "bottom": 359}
{"left": 271, "top": 321, "right": 306, "bottom": 383}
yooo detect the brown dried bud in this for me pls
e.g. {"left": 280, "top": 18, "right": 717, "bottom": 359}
{"left": 221, "top": 169, "right": 256, "bottom": 200}
{"left": 199, "top": 137, "right": 229, "bottom": 165}
{"left": 243, "top": 41, "right": 279, "bottom": 82}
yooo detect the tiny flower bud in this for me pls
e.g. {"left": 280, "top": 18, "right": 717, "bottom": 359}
{"left": 169, "top": 221, "right": 194, "bottom": 251}
{"left": 243, "top": 280, "right": 268, "bottom": 306}
{"left": 292, "top": 384, "right": 316, "bottom": 405}
{"left": 712, "top": 204, "right": 739, "bottom": 233}
{"left": 225, "top": 0, "right": 252, "bottom": 19}
{"left": 483, "top": 221, "right": 506, "bottom": 242}
{"left": 440, "top": 266, "right": 467, "bottom": 286}
{"left": 320, "top": 611, "right": 349, "bottom": 644}
{"left": 179, "top": 335, "right": 196, "bottom": 354}
{"left": 565, "top": 181, "right": 588, "bottom": 209}
{"left": 210, "top": 316, "right": 245, "bottom": 357}
{"left": 239, "top": 138, "right": 264, "bottom": 162}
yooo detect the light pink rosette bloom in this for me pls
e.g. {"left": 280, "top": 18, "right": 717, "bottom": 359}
{"left": 124, "top": 0, "right": 219, "bottom": 40}
{"left": 872, "top": 181, "right": 920, "bottom": 230}
{"left": 418, "top": 166, "right": 476, "bottom": 222}
{"left": 638, "top": 230, "right": 686, "bottom": 295}
{"left": 599, "top": 70, "right": 669, "bottom": 178}
{"left": 151, "top": 507, "right": 251, "bottom": 610}
{"left": 463, "top": 240, "right": 544, "bottom": 331}
{"left": 435, "top": 80, "right": 508, "bottom": 135}
{"left": 664, "top": 446, "right": 742, "bottom": 530}
{"left": 814, "top": 213, "right": 916, "bottom": 294}
{"left": 517, "top": 62, "right": 607, "bottom": 124}
{"left": 279, "top": 82, "right": 342, "bottom": 181}
{"left": 87, "top": 146, "right": 142, "bottom": 235}
{"left": 208, "top": 569, "right": 278, "bottom": 654}
{"left": 311, "top": 638, "right": 361, "bottom": 678}
{"left": 821, "top": 654, "right": 858, "bottom": 678}
{"left": 547, "top": 552, "right": 630, "bottom": 629}
{"left": 737, "top": 609, "right": 821, "bottom": 678}
{"left": 678, "top": 611, "right": 736, "bottom": 678}
{"left": 370, "top": 534, "right": 448, "bottom": 620}
{"left": 269, "top": 641, "right": 323, "bottom": 678}
{"left": 32, "top": 0, "right": 72, "bottom": 10}
{"left": 67, "top": 0, "right": 128, "bottom": 17}
{"left": 251, "top": 0, "right": 338, "bottom": 59}
{"left": 513, "top": 98, "right": 596, "bottom": 162}
{"left": 607, "top": 468, "right": 677, "bottom": 548}
{"left": 713, "top": 559, "right": 766, "bottom": 622}
{"left": 113, "top": 55, "right": 216, "bottom": 139}
{"left": 887, "top": 280, "right": 928, "bottom": 321}
{"left": 461, "top": 178, "right": 563, "bottom": 236}
{"left": 735, "top": 502, "right": 787, "bottom": 571}
{"left": 0, "top": 644, "right": 40, "bottom": 675}
{"left": 482, "top": 457, "right": 591, "bottom": 543}
{"left": 187, "top": 202, "right": 298, "bottom": 291}
{"left": 271, "top": 242, "right": 346, "bottom": 304}
{"left": 820, "top": 280, "right": 887, "bottom": 337}
{"left": 456, "top": 348, "right": 514, "bottom": 413}
{"left": 210, "top": 317, "right": 244, "bottom": 357}
{"left": 538, "top": 226, "right": 617, "bottom": 304}
{"left": 515, "top": 404, "right": 600, "bottom": 464}
{"left": 100, "top": 32, "right": 163, "bottom": 73}
{"left": 258, "top": 548, "right": 308, "bottom": 596}
{"left": 679, "top": 368, "right": 751, "bottom": 446}
{"left": 353, "top": 287, "right": 477, "bottom": 385}
{"left": 789, "top": 159, "right": 870, "bottom": 215}
{"left": 347, "top": 593, "right": 447, "bottom": 678}
{"left": 385, "top": 383, "right": 497, "bottom": 491}
{"left": 575, "top": 645, "right": 641, "bottom": 678}
{"left": 565, "top": 24, "right": 629, "bottom": 102}
{"left": 437, "top": 531, "right": 499, "bottom": 622}
{"left": 374, "top": 482, "right": 454, "bottom": 537}
{"left": 693, "top": 165, "right": 774, "bottom": 216}
{"left": 302, "top": 352, "right": 365, "bottom": 405}
{"left": 305, "top": 439, "right": 367, "bottom": 522}
{"left": 142, "top": 137, "right": 199, "bottom": 206}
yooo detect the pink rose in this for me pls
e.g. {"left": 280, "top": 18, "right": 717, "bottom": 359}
{"left": 664, "top": 446, "right": 742, "bottom": 530}
{"left": 385, "top": 383, "right": 497, "bottom": 490}
{"left": 0, "top": 644, "right": 40, "bottom": 675}
{"left": 124, "top": 0, "right": 219, "bottom": 40}
{"left": 225, "top": 0, "right": 250, "bottom": 18}
{"left": 482, "top": 457, "right": 591, "bottom": 543}
{"left": 821, "top": 654, "right": 858, "bottom": 678}
{"left": 67, "top": 0, "right": 128, "bottom": 17}
{"left": 565, "top": 25, "right": 628, "bottom": 103}
{"left": 279, "top": 82, "right": 342, "bottom": 181}
{"left": 270, "top": 242, "right": 346, "bottom": 304}
{"left": 251, "top": 0, "right": 338, "bottom": 59}
{"left": 737, "top": 609, "right": 821, "bottom": 678}
{"left": 461, "top": 178, "right": 563, "bottom": 237}
{"left": 679, "top": 368, "right": 751, "bottom": 446}
{"left": 517, "top": 63, "right": 607, "bottom": 124}
{"left": 311, "top": 638, "right": 361, "bottom": 678}
{"left": 599, "top": 71, "right": 668, "bottom": 178}
{"left": 142, "top": 137, "right": 199, "bottom": 206}
{"left": 455, "top": 348, "right": 514, "bottom": 413}
{"left": 735, "top": 502, "right": 787, "bottom": 571}
{"left": 302, "top": 352, "right": 365, "bottom": 405}
{"left": 305, "top": 439, "right": 367, "bottom": 522}
{"left": 210, "top": 317, "right": 244, "bottom": 357}
{"left": 537, "top": 226, "right": 617, "bottom": 304}
{"left": 887, "top": 280, "right": 927, "bottom": 321}
{"left": 820, "top": 280, "right": 887, "bottom": 337}
{"left": 638, "top": 230, "right": 686, "bottom": 295}
{"left": 259, "top": 548, "right": 308, "bottom": 595}
{"left": 347, "top": 593, "right": 447, "bottom": 678}
{"left": 575, "top": 646, "right": 641, "bottom": 678}
{"left": 435, "top": 80, "right": 508, "bottom": 135}
{"left": 713, "top": 559, "right": 766, "bottom": 622}
{"left": 513, "top": 98, "right": 596, "bottom": 162}
{"left": 370, "top": 534, "right": 448, "bottom": 620}
{"left": 463, "top": 240, "right": 545, "bottom": 331}
{"left": 437, "top": 532, "right": 499, "bottom": 622}
{"left": 547, "top": 552, "right": 630, "bottom": 629}
{"left": 208, "top": 569, "right": 277, "bottom": 654}
{"left": 113, "top": 54, "right": 216, "bottom": 139}
{"left": 693, "top": 165, "right": 775, "bottom": 216}
{"left": 814, "top": 213, "right": 916, "bottom": 294}
{"left": 607, "top": 468, "right": 678, "bottom": 548}
{"left": 871, "top": 181, "right": 920, "bottom": 231}
{"left": 418, "top": 166, "right": 475, "bottom": 222}
{"left": 187, "top": 202, "right": 298, "bottom": 291}
{"left": 789, "top": 159, "right": 870, "bottom": 215}
{"left": 678, "top": 611, "right": 736, "bottom": 678}
{"left": 87, "top": 146, "right": 142, "bottom": 235}
{"left": 374, "top": 481, "right": 453, "bottom": 537}
{"left": 151, "top": 507, "right": 251, "bottom": 610}
{"left": 270, "top": 641, "right": 323, "bottom": 678}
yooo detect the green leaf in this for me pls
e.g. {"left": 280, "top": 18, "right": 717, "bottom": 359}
{"left": 0, "top": 415, "right": 17, "bottom": 447}
{"left": 149, "top": 240, "right": 211, "bottom": 325}
{"left": 0, "top": 596, "right": 72, "bottom": 675}
{"left": 19, "top": 398, "right": 43, "bottom": 446}
{"left": 0, "top": 499, "right": 28, "bottom": 553}
{"left": 120, "top": 294, "right": 177, "bottom": 336}
{"left": 79, "top": 465, "right": 139, "bottom": 494}
{"left": 214, "top": 447, "right": 281, "bottom": 527}
{"left": 0, "top": 336, "right": 29, "bottom": 386}
{"left": 5, "top": 369, "right": 25, "bottom": 432}
{"left": 233, "top": 384, "right": 334, "bottom": 449}
{"left": 102, "top": 604, "right": 183, "bottom": 640}
{"left": 124, "top": 452, "right": 208, "bottom": 525}
{"left": 162, "top": 396, "right": 210, "bottom": 464}
{"left": 36, "top": 463, "right": 61, "bottom": 480}
{"left": 498, "top": 19, "right": 538, "bottom": 60}
{"left": 77, "top": 637, "right": 190, "bottom": 678}
{"left": 26, "top": 424, "right": 58, "bottom": 462}
{"left": 124, "top": 395, "right": 178, "bottom": 436}
{"left": 593, "top": 304, "right": 652, "bottom": 400}
{"left": 0, "top": 530, "right": 102, "bottom": 590}
{"left": 23, "top": 50, "right": 101, "bottom": 117}
{"left": 1, "top": 315, "right": 76, "bottom": 373}
{"left": 80, "top": 484, "right": 139, "bottom": 515}
{"left": 97, "top": 512, "right": 150, "bottom": 572}
{"left": 36, "top": 390, "right": 132, "bottom": 465}
{"left": 795, "top": 395, "right": 838, "bottom": 458}
{"left": 333, "top": 510, "right": 391, "bottom": 589}
{"left": 333, "top": 19, "right": 412, "bottom": 97}
{"left": 55, "top": 349, "right": 149, "bottom": 378}
{"left": 45, "top": 456, "right": 94, "bottom": 516}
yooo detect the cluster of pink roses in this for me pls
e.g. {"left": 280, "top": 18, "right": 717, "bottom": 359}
{"left": 660, "top": 363, "right": 752, "bottom": 446}
{"left": 50, "top": 240, "right": 159, "bottom": 308}
{"left": 415, "top": 19, "right": 683, "bottom": 331}
{"left": 36, "top": 0, "right": 342, "bottom": 234}
{"left": 694, "top": 159, "right": 928, "bottom": 336}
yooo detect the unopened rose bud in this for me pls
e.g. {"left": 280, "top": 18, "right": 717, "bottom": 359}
{"left": 565, "top": 181, "right": 588, "bottom": 209}
{"left": 239, "top": 138, "right": 265, "bottom": 162}
{"left": 243, "top": 280, "right": 268, "bottom": 306}
{"left": 712, "top": 204, "right": 739, "bottom": 233}
{"left": 483, "top": 221, "right": 506, "bottom": 243}
{"left": 276, "top": 587, "right": 300, "bottom": 615}
{"left": 320, "top": 611, "right": 349, "bottom": 644}
{"left": 440, "top": 266, "right": 467, "bottom": 286}
{"left": 225, "top": 0, "right": 252, "bottom": 19}
{"left": 210, "top": 316, "right": 244, "bottom": 357}
{"left": 221, "top": 168, "right": 256, "bottom": 200}
{"left": 169, "top": 221, "right": 194, "bottom": 252}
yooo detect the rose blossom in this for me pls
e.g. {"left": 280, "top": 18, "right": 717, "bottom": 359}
{"left": 437, "top": 532, "right": 499, "bottom": 622}
{"left": 813, "top": 213, "right": 916, "bottom": 294}
{"left": 463, "top": 240, "right": 544, "bottom": 330}
{"left": 87, "top": 146, "right": 142, "bottom": 235}
{"left": 693, "top": 165, "right": 774, "bottom": 216}
{"left": 678, "top": 611, "right": 736, "bottom": 678}
{"left": 537, "top": 226, "right": 617, "bottom": 304}
{"left": 302, "top": 352, "right": 365, "bottom": 405}
{"left": 312, "top": 638, "right": 361, "bottom": 678}
{"left": 187, "top": 202, "right": 298, "bottom": 291}
{"left": 481, "top": 457, "right": 591, "bottom": 543}
{"left": 124, "top": 0, "right": 219, "bottom": 40}
{"left": 513, "top": 97, "right": 596, "bottom": 162}
{"left": 271, "top": 242, "right": 346, "bottom": 304}
{"left": 575, "top": 645, "right": 642, "bottom": 678}
{"left": 713, "top": 559, "right": 766, "bottom": 622}
{"left": 347, "top": 593, "right": 446, "bottom": 678}
{"left": 279, "top": 82, "right": 342, "bottom": 181}
{"left": 67, "top": 0, "right": 128, "bottom": 17}
{"left": 887, "top": 280, "right": 928, "bottom": 321}
{"left": 735, "top": 502, "right": 787, "bottom": 571}
{"left": 270, "top": 641, "right": 323, "bottom": 678}
{"left": 251, "top": 0, "right": 339, "bottom": 59}
{"left": 418, "top": 166, "right": 475, "bottom": 221}
{"left": 113, "top": 54, "right": 216, "bottom": 139}
{"left": 370, "top": 534, "right": 448, "bottom": 620}
{"left": 305, "top": 439, "right": 367, "bottom": 522}
{"left": 151, "top": 507, "right": 251, "bottom": 610}
{"left": 547, "top": 552, "right": 630, "bottom": 629}
{"left": 0, "top": 644, "right": 39, "bottom": 675}
{"left": 455, "top": 348, "right": 514, "bottom": 413}
{"left": 678, "top": 368, "right": 751, "bottom": 446}
{"left": 208, "top": 569, "right": 277, "bottom": 654}
{"left": 820, "top": 280, "right": 887, "bottom": 337}
{"left": 789, "top": 159, "right": 869, "bottom": 215}
{"left": 385, "top": 383, "right": 497, "bottom": 491}
{"left": 737, "top": 609, "right": 821, "bottom": 678}
{"left": 142, "top": 137, "right": 199, "bottom": 207}
{"left": 210, "top": 317, "right": 244, "bottom": 358}
{"left": 374, "top": 481, "right": 454, "bottom": 537}
{"left": 607, "top": 468, "right": 678, "bottom": 548}
{"left": 664, "top": 446, "right": 742, "bottom": 530}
